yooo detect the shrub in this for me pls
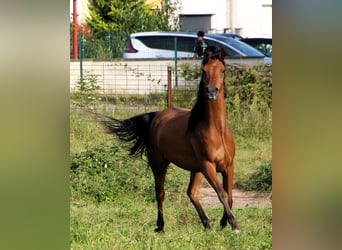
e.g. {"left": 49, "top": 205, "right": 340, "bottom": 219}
{"left": 70, "top": 144, "right": 155, "bottom": 203}
{"left": 236, "top": 161, "right": 272, "bottom": 191}
{"left": 179, "top": 63, "right": 201, "bottom": 81}
{"left": 225, "top": 64, "right": 272, "bottom": 109}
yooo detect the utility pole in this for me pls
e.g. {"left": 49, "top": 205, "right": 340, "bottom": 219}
{"left": 73, "top": 0, "right": 78, "bottom": 59}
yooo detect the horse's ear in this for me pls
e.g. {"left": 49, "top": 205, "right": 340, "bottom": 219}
{"left": 203, "top": 48, "right": 211, "bottom": 60}
{"left": 202, "top": 47, "right": 212, "bottom": 65}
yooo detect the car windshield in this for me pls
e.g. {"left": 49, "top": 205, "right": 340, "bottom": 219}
{"left": 207, "top": 35, "right": 265, "bottom": 57}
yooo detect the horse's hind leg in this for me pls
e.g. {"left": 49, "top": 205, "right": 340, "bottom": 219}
{"left": 152, "top": 168, "right": 167, "bottom": 232}
{"left": 187, "top": 172, "right": 211, "bottom": 229}
{"left": 220, "top": 165, "right": 234, "bottom": 228}
{"left": 202, "top": 164, "right": 238, "bottom": 231}
{"left": 150, "top": 159, "right": 169, "bottom": 232}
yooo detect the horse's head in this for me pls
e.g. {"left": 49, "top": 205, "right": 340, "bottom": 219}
{"left": 201, "top": 46, "right": 226, "bottom": 101}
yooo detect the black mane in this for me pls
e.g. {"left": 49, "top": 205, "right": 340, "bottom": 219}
{"left": 188, "top": 74, "right": 206, "bottom": 132}
{"left": 187, "top": 46, "right": 225, "bottom": 132}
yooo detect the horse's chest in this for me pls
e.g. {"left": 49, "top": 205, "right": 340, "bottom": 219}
{"left": 193, "top": 132, "right": 228, "bottom": 161}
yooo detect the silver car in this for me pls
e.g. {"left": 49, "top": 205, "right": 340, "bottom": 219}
{"left": 123, "top": 31, "right": 271, "bottom": 63}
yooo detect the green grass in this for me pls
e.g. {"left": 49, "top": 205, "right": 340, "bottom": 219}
{"left": 234, "top": 137, "right": 272, "bottom": 190}
{"left": 71, "top": 200, "right": 272, "bottom": 250}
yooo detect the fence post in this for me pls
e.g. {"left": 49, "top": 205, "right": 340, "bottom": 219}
{"left": 167, "top": 66, "right": 172, "bottom": 109}
{"left": 174, "top": 37, "right": 178, "bottom": 87}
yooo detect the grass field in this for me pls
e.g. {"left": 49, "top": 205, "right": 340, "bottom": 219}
{"left": 70, "top": 95, "right": 272, "bottom": 249}
{"left": 71, "top": 200, "right": 271, "bottom": 249}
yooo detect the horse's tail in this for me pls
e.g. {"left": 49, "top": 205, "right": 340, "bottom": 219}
{"left": 93, "top": 111, "right": 157, "bottom": 157}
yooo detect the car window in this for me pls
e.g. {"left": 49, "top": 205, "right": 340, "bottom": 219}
{"left": 209, "top": 35, "right": 265, "bottom": 57}
{"left": 136, "top": 36, "right": 196, "bottom": 52}
{"left": 137, "top": 36, "right": 174, "bottom": 50}
{"left": 255, "top": 44, "right": 272, "bottom": 57}
{"left": 177, "top": 37, "right": 197, "bottom": 52}
{"left": 203, "top": 39, "right": 240, "bottom": 57}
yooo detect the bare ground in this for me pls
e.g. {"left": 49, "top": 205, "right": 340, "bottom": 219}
{"left": 199, "top": 181, "right": 272, "bottom": 209}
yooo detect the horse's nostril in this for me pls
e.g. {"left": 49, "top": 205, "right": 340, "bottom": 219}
{"left": 206, "top": 86, "right": 218, "bottom": 93}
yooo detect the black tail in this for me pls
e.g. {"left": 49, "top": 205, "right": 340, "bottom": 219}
{"left": 92, "top": 111, "right": 157, "bottom": 157}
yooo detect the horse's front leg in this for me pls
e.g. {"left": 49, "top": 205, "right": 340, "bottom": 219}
{"left": 187, "top": 171, "right": 211, "bottom": 229}
{"left": 220, "top": 165, "right": 234, "bottom": 228}
{"left": 202, "top": 163, "right": 239, "bottom": 232}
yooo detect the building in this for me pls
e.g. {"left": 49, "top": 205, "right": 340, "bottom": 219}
{"left": 179, "top": 0, "right": 272, "bottom": 38}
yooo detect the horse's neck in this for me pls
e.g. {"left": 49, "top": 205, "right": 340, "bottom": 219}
{"left": 205, "top": 97, "right": 227, "bottom": 131}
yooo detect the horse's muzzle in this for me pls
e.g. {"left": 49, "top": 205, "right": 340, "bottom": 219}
{"left": 205, "top": 86, "right": 219, "bottom": 101}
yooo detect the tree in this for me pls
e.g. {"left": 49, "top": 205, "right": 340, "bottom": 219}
{"left": 71, "top": 0, "right": 182, "bottom": 58}
{"left": 86, "top": 0, "right": 181, "bottom": 34}
{"left": 147, "top": 0, "right": 182, "bottom": 31}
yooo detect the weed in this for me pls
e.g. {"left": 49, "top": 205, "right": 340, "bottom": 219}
{"left": 76, "top": 72, "right": 101, "bottom": 92}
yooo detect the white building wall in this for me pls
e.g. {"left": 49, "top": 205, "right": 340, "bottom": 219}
{"left": 235, "top": 0, "right": 272, "bottom": 38}
{"left": 180, "top": 0, "right": 272, "bottom": 37}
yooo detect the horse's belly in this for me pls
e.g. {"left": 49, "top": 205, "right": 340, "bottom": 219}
{"left": 158, "top": 135, "right": 200, "bottom": 171}
{"left": 170, "top": 154, "right": 201, "bottom": 172}
{"left": 152, "top": 109, "right": 190, "bottom": 160}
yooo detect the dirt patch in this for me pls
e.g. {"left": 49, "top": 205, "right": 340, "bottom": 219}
{"left": 199, "top": 182, "right": 272, "bottom": 209}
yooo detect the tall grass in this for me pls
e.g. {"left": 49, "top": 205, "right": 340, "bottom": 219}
{"left": 227, "top": 94, "right": 272, "bottom": 140}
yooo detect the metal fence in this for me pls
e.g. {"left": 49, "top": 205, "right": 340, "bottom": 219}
{"left": 70, "top": 58, "right": 271, "bottom": 115}
{"left": 70, "top": 59, "right": 202, "bottom": 112}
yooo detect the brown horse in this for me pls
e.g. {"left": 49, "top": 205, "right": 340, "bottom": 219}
{"left": 97, "top": 46, "right": 238, "bottom": 232}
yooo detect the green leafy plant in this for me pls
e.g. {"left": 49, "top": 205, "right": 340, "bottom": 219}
{"left": 76, "top": 72, "right": 100, "bottom": 92}
{"left": 179, "top": 63, "right": 201, "bottom": 81}
{"left": 225, "top": 64, "right": 272, "bottom": 109}
{"left": 70, "top": 143, "right": 155, "bottom": 203}
{"left": 236, "top": 161, "right": 272, "bottom": 191}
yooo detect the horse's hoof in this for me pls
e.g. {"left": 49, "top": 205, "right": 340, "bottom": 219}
{"left": 154, "top": 227, "right": 164, "bottom": 233}
{"left": 203, "top": 222, "right": 211, "bottom": 229}
{"left": 233, "top": 228, "right": 240, "bottom": 234}
{"left": 220, "top": 220, "right": 227, "bottom": 228}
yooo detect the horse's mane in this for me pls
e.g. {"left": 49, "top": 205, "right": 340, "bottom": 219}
{"left": 187, "top": 46, "right": 226, "bottom": 132}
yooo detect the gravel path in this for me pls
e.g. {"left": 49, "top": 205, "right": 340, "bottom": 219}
{"left": 199, "top": 184, "right": 272, "bottom": 209}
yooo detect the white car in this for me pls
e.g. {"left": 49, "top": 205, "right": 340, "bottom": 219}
{"left": 123, "top": 31, "right": 271, "bottom": 63}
